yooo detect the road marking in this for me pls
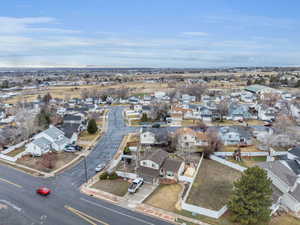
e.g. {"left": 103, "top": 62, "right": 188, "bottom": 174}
{"left": 0, "top": 200, "right": 22, "bottom": 212}
{"left": 64, "top": 205, "right": 109, "bottom": 225}
{"left": 80, "top": 198, "right": 155, "bottom": 225}
{"left": 0, "top": 177, "right": 22, "bottom": 188}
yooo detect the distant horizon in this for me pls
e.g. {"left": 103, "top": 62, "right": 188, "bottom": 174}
{"left": 1, "top": 1, "right": 300, "bottom": 67}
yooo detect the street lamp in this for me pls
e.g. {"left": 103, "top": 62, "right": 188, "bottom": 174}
{"left": 83, "top": 156, "right": 88, "bottom": 184}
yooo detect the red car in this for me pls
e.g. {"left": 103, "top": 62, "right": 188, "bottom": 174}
{"left": 36, "top": 187, "right": 51, "bottom": 196}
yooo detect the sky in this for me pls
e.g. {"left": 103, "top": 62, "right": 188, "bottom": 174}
{"left": 1, "top": 0, "right": 300, "bottom": 68}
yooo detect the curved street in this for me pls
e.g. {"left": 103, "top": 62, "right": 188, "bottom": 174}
{"left": 0, "top": 107, "right": 172, "bottom": 225}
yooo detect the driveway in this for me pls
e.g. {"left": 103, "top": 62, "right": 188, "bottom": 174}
{"left": 122, "top": 183, "right": 158, "bottom": 208}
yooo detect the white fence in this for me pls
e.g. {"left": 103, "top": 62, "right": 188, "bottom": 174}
{"left": 214, "top": 151, "right": 287, "bottom": 157}
{"left": 116, "top": 171, "right": 138, "bottom": 180}
{"left": 181, "top": 202, "right": 228, "bottom": 219}
{"left": 178, "top": 175, "right": 193, "bottom": 183}
{"left": 0, "top": 154, "right": 16, "bottom": 162}
{"left": 2, "top": 141, "right": 26, "bottom": 154}
{"left": 210, "top": 155, "right": 246, "bottom": 172}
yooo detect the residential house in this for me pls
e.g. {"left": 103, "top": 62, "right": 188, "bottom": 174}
{"left": 174, "top": 128, "right": 208, "bottom": 149}
{"left": 291, "top": 103, "right": 300, "bottom": 119}
{"left": 240, "top": 91, "right": 256, "bottom": 103}
{"left": 25, "top": 137, "right": 52, "bottom": 156}
{"left": 227, "top": 103, "right": 253, "bottom": 121}
{"left": 26, "top": 126, "right": 70, "bottom": 155}
{"left": 59, "top": 123, "right": 81, "bottom": 144}
{"left": 218, "top": 126, "right": 252, "bottom": 146}
{"left": 137, "top": 149, "right": 185, "bottom": 184}
{"left": 63, "top": 114, "right": 83, "bottom": 124}
{"left": 257, "top": 105, "right": 277, "bottom": 121}
{"left": 259, "top": 161, "right": 300, "bottom": 213}
{"left": 140, "top": 127, "right": 169, "bottom": 146}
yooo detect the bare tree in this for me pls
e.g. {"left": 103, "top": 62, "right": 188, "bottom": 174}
{"left": 216, "top": 100, "right": 230, "bottom": 121}
{"left": 39, "top": 152, "right": 58, "bottom": 170}
{"left": 203, "top": 129, "right": 223, "bottom": 158}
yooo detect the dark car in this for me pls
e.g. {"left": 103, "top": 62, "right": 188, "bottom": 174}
{"left": 36, "top": 187, "right": 51, "bottom": 196}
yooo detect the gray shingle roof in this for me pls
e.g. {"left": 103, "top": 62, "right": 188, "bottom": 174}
{"left": 44, "top": 126, "right": 64, "bottom": 140}
{"left": 289, "top": 146, "right": 300, "bottom": 158}
{"left": 258, "top": 161, "right": 297, "bottom": 187}
{"left": 32, "top": 137, "right": 51, "bottom": 149}
{"left": 290, "top": 185, "right": 300, "bottom": 202}
{"left": 162, "top": 158, "right": 183, "bottom": 173}
{"left": 142, "top": 149, "right": 168, "bottom": 167}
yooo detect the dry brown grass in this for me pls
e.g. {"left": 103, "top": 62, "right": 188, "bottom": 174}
{"left": 144, "top": 184, "right": 182, "bottom": 212}
{"left": 91, "top": 179, "right": 129, "bottom": 197}
{"left": 17, "top": 152, "right": 77, "bottom": 172}
{"left": 6, "top": 147, "right": 25, "bottom": 157}
{"left": 187, "top": 159, "right": 241, "bottom": 210}
{"left": 270, "top": 214, "right": 300, "bottom": 225}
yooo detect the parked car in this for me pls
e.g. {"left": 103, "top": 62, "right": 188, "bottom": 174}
{"left": 36, "top": 187, "right": 51, "bottom": 196}
{"left": 128, "top": 178, "right": 143, "bottom": 193}
{"left": 152, "top": 123, "right": 160, "bottom": 128}
{"left": 64, "top": 148, "right": 76, "bottom": 153}
{"left": 95, "top": 163, "right": 105, "bottom": 172}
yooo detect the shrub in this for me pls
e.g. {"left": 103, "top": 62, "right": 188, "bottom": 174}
{"left": 87, "top": 119, "right": 98, "bottom": 134}
{"left": 99, "top": 171, "right": 118, "bottom": 180}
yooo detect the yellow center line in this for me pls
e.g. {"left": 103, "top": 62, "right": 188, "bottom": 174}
{"left": 0, "top": 177, "right": 22, "bottom": 188}
{"left": 64, "top": 205, "right": 109, "bottom": 225}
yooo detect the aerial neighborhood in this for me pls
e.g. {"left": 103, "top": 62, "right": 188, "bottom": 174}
{"left": 1, "top": 68, "right": 300, "bottom": 225}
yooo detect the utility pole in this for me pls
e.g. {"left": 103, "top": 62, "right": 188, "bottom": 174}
{"left": 84, "top": 156, "right": 88, "bottom": 183}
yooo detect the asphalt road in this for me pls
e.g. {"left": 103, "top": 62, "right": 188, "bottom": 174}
{"left": 0, "top": 107, "right": 172, "bottom": 225}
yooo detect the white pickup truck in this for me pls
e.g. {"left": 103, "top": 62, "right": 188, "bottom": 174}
{"left": 128, "top": 178, "right": 144, "bottom": 193}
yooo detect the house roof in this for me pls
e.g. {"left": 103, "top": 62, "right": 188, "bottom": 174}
{"left": 285, "top": 159, "right": 300, "bottom": 175}
{"left": 245, "top": 85, "right": 275, "bottom": 94}
{"left": 142, "top": 149, "right": 168, "bottom": 167}
{"left": 32, "top": 137, "right": 51, "bottom": 149}
{"left": 175, "top": 127, "right": 195, "bottom": 136}
{"left": 59, "top": 123, "right": 80, "bottom": 139}
{"left": 162, "top": 158, "right": 183, "bottom": 173}
{"left": 290, "top": 185, "right": 300, "bottom": 202}
{"left": 258, "top": 161, "right": 298, "bottom": 187}
{"left": 141, "top": 127, "right": 169, "bottom": 143}
{"left": 137, "top": 166, "right": 159, "bottom": 178}
{"left": 43, "top": 126, "right": 64, "bottom": 140}
{"left": 289, "top": 146, "right": 300, "bottom": 158}
{"left": 63, "top": 114, "right": 82, "bottom": 121}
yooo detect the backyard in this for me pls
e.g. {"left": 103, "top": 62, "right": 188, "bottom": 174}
{"left": 5, "top": 146, "right": 25, "bottom": 157}
{"left": 144, "top": 184, "right": 182, "bottom": 212}
{"left": 91, "top": 178, "right": 130, "bottom": 197}
{"left": 186, "top": 159, "right": 241, "bottom": 210}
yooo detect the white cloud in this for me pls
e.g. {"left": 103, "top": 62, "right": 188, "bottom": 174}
{"left": 181, "top": 32, "right": 209, "bottom": 37}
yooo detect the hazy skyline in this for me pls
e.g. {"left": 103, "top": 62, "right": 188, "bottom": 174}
{"left": 1, "top": 0, "right": 300, "bottom": 67}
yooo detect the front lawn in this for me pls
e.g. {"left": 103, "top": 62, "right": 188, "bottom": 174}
{"left": 17, "top": 152, "right": 78, "bottom": 173}
{"left": 187, "top": 159, "right": 241, "bottom": 210}
{"left": 79, "top": 131, "right": 100, "bottom": 142}
{"left": 144, "top": 184, "right": 182, "bottom": 212}
{"left": 91, "top": 178, "right": 129, "bottom": 197}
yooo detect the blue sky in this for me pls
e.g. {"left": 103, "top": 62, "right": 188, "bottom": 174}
{"left": 1, "top": 0, "right": 300, "bottom": 67}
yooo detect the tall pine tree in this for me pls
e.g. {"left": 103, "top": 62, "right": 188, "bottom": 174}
{"left": 87, "top": 119, "right": 98, "bottom": 134}
{"left": 228, "top": 166, "right": 273, "bottom": 225}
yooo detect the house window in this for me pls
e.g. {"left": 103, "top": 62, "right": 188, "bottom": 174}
{"left": 184, "top": 136, "right": 187, "bottom": 140}
{"left": 152, "top": 163, "right": 155, "bottom": 168}
{"left": 143, "top": 161, "right": 146, "bottom": 166}
{"left": 167, "top": 171, "right": 174, "bottom": 177}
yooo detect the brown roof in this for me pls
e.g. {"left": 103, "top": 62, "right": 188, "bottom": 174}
{"left": 162, "top": 158, "right": 183, "bottom": 173}
{"left": 175, "top": 127, "right": 196, "bottom": 136}
{"left": 196, "top": 132, "right": 208, "bottom": 141}
{"left": 142, "top": 149, "right": 168, "bottom": 167}
{"left": 137, "top": 166, "right": 159, "bottom": 178}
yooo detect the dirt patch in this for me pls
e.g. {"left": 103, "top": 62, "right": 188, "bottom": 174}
{"left": 91, "top": 178, "right": 129, "bottom": 197}
{"left": 187, "top": 159, "right": 241, "bottom": 210}
{"left": 17, "top": 152, "right": 77, "bottom": 173}
{"left": 144, "top": 184, "right": 182, "bottom": 212}
{"left": 270, "top": 214, "right": 300, "bottom": 225}
{"left": 5, "top": 147, "right": 25, "bottom": 157}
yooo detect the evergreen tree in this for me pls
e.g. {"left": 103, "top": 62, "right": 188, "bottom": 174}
{"left": 36, "top": 108, "right": 51, "bottom": 129}
{"left": 228, "top": 167, "right": 273, "bottom": 225}
{"left": 141, "top": 113, "right": 148, "bottom": 122}
{"left": 87, "top": 119, "right": 98, "bottom": 134}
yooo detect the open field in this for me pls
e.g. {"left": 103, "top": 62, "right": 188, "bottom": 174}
{"left": 91, "top": 178, "right": 129, "bottom": 197}
{"left": 144, "top": 184, "right": 182, "bottom": 212}
{"left": 4, "top": 82, "right": 170, "bottom": 104}
{"left": 187, "top": 159, "right": 241, "bottom": 210}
